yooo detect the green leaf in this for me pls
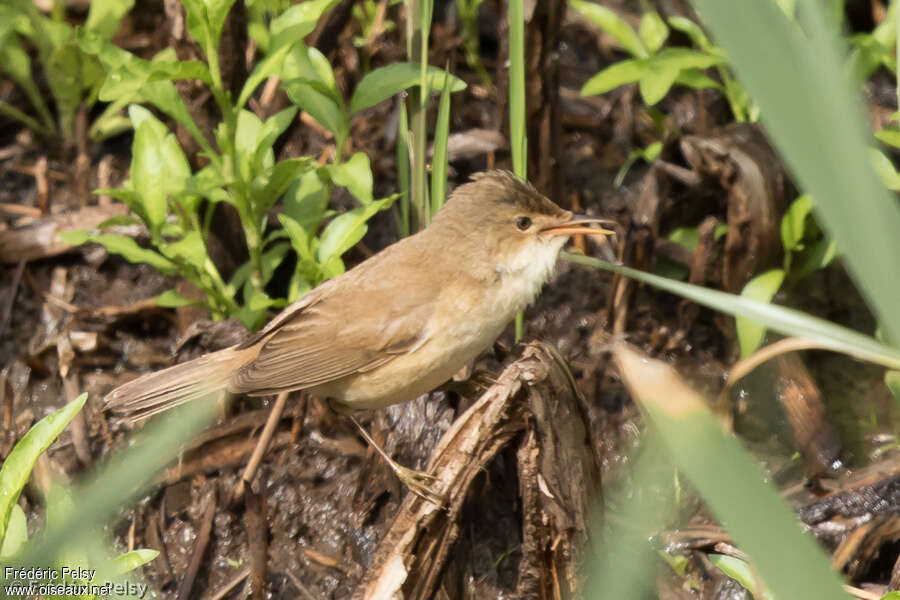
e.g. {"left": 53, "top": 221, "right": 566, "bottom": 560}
{"left": 430, "top": 70, "right": 453, "bottom": 217}
{"left": 85, "top": 0, "right": 135, "bottom": 40}
{"left": 639, "top": 58, "right": 681, "bottom": 105}
{"left": 791, "top": 238, "right": 837, "bottom": 280}
{"left": 316, "top": 196, "right": 394, "bottom": 263}
{"left": 569, "top": 0, "right": 647, "bottom": 58}
{"left": 875, "top": 128, "right": 900, "bottom": 149}
{"left": 255, "top": 157, "right": 315, "bottom": 210}
{"left": 269, "top": 0, "right": 339, "bottom": 48}
{"left": 350, "top": 63, "right": 466, "bottom": 114}
{"left": 610, "top": 344, "right": 850, "bottom": 600}
{"left": 639, "top": 12, "right": 669, "bottom": 54}
{"left": 581, "top": 58, "right": 646, "bottom": 96}
{"left": 235, "top": 109, "right": 266, "bottom": 181}
{"left": 0, "top": 504, "right": 27, "bottom": 558}
{"left": 690, "top": 0, "right": 900, "bottom": 345}
{"left": 161, "top": 231, "right": 208, "bottom": 268}
{"left": 655, "top": 47, "right": 723, "bottom": 70}
{"left": 709, "top": 555, "right": 769, "bottom": 599}
{"left": 886, "top": 370, "right": 900, "bottom": 408}
{"left": 89, "top": 234, "right": 178, "bottom": 274}
{"left": 58, "top": 229, "right": 91, "bottom": 246}
{"left": 278, "top": 213, "right": 314, "bottom": 263}
{"left": 668, "top": 227, "right": 699, "bottom": 252}
{"left": 0, "top": 393, "right": 87, "bottom": 541}
{"left": 128, "top": 105, "right": 191, "bottom": 231}
{"left": 111, "top": 548, "right": 160, "bottom": 575}
{"left": 564, "top": 252, "right": 900, "bottom": 372}
{"left": 237, "top": 37, "right": 299, "bottom": 108}
{"left": 675, "top": 68, "right": 722, "bottom": 91}
{"left": 667, "top": 16, "right": 714, "bottom": 52}
{"left": 328, "top": 152, "right": 374, "bottom": 204}
{"left": 868, "top": 148, "right": 900, "bottom": 190}
{"left": 780, "top": 194, "right": 814, "bottom": 252}
{"left": 155, "top": 289, "right": 197, "bottom": 308}
{"left": 261, "top": 243, "right": 290, "bottom": 283}
{"left": 737, "top": 269, "right": 786, "bottom": 357}
{"left": 253, "top": 106, "right": 299, "bottom": 170}
{"left": 283, "top": 170, "right": 329, "bottom": 231}
{"left": 183, "top": 0, "right": 236, "bottom": 51}
{"left": 281, "top": 45, "right": 346, "bottom": 143}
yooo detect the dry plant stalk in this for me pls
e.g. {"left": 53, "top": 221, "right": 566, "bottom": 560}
{"left": 353, "top": 341, "right": 602, "bottom": 599}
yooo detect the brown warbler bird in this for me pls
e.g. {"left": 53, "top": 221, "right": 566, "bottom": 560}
{"left": 105, "top": 170, "right": 611, "bottom": 498}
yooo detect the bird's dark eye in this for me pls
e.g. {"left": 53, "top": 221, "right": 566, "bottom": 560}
{"left": 515, "top": 216, "right": 532, "bottom": 231}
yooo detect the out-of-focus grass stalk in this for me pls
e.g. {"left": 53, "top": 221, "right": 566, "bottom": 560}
{"left": 430, "top": 70, "right": 453, "bottom": 216}
{"left": 690, "top": 0, "right": 900, "bottom": 344}
{"left": 17, "top": 401, "right": 215, "bottom": 569}
{"left": 605, "top": 345, "right": 849, "bottom": 600}
{"left": 508, "top": 0, "right": 527, "bottom": 340}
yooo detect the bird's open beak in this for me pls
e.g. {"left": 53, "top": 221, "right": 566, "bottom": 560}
{"left": 541, "top": 215, "right": 615, "bottom": 237}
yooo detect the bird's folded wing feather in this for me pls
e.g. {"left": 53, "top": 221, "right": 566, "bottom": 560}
{"left": 230, "top": 241, "right": 439, "bottom": 395}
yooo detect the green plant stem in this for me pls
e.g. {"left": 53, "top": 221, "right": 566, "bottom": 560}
{"left": 508, "top": 0, "right": 526, "bottom": 340}
{"left": 0, "top": 101, "right": 53, "bottom": 137}
{"left": 405, "top": 0, "right": 429, "bottom": 231}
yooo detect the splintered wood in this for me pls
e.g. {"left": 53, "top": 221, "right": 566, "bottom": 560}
{"left": 353, "top": 342, "right": 602, "bottom": 600}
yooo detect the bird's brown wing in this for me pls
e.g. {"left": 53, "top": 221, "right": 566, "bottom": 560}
{"left": 230, "top": 240, "right": 439, "bottom": 395}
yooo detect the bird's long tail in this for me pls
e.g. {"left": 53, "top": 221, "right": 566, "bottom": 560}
{"left": 104, "top": 347, "right": 253, "bottom": 421}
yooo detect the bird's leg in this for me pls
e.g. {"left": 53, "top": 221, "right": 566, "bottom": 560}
{"left": 346, "top": 414, "right": 444, "bottom": 506}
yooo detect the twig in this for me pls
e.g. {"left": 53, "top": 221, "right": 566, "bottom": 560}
{"left": 0, "top": 260, "right": 25, "bottom": 338}
{"left": 176, "top": 490, "right": 217, "bottom": 600}
{"left": 205, "top": 567, "right": 250, "bottom": 600}
{"left": 284, "top": 569, "right": 323, "bottom": 600}
{"left": 230, "top": 391, "right": 290, "bottom": 504}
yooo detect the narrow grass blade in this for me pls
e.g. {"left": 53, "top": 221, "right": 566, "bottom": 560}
{"left": 563, "top": 252, "right": 900, "bottom": 370}
{"left": 430, "top": 68, "right": 452, "bottom": 217}
{"left": 689, "top": 0, "right": 900, "bottom": 344}
{"left": 509, "top": 0, "right": 527, "bottom": 340}
{"left": 395, "top": 99, "right": 411, "bottom": 238}
{"left": 508, "top": 0, "right": 527, "bottom": 179}
{"left": 614, "top": 344, "right": 849, "bottom": 600}
{"left": 0, "top": 393, "right": 87, "bottom": 541}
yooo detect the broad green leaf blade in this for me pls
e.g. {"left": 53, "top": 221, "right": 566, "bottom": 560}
{"left": 0, "top": 393, "right": 87, "bottom": 541}
{"left": 581, "top": 59, "right": 646, "bottom": 96}
{"left": 327, "top": 152, "right": 374, "bottom": 204}
{"left": 350, "top": 63, "right": 466, "bottom": 114}
{"left": 689, "top": 0, "right": 900, "bottom": 344}
{"left": 569, "top": 0, "right": 647, "bottom": 58}
{"left": 737, "top": 269, "right": 785, "bottom": 358}
{"left": 614, "top": 345, "right": 848, "bottom": 600}
{"left": 563, "top": 253, "right": 900, "bottom": 371}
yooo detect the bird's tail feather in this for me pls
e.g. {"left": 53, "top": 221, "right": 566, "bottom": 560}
{"left": 104, "top": 347, "right": 249, "bottom": 422}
